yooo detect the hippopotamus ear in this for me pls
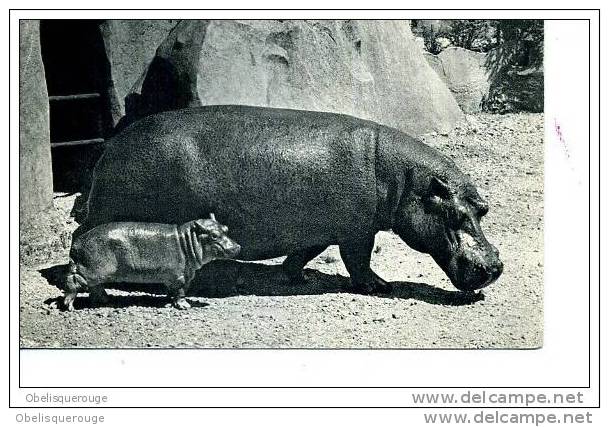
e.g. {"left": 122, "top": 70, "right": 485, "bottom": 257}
{"left": 424, "top": 176, "right": 450, "bottom": 214}
{"left": 209, "top": 213, "right": 216, "bottom": 222}
{"left": 193, "top": 219, "right": 208, "bottom": 235}
{"left": 469, "top": 196, "right": 489, "bottom": 216}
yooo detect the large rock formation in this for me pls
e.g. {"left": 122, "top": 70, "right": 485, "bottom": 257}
{"left": 19, "top": 20, "right": 53, "bottom": 225}
{"left": 99, "top": 20, "right": 178, "bottom": 124}
{"left": 19, "top": 20, "right": 73, "bottom": 264}
{"left": 425, "top": 45, "right": 544, "bottom": 114}
{"left": 425, "top": 47, "right": 490, "bottom": 114}
{"left": 423, "top": 51, "right": 448, "bottom": 84}
{"left": 125, "top": 20, "right": 463, "bottom": 136}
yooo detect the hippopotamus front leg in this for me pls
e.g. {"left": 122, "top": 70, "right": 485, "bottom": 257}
{"left": 282, "top": 245, "right": 329, "bottom": 283}
{"left": 166, "top": 273, "right": 194, "bottom": 310}
{"left": 168, "top": 287, "right": 191, "bottom": 310}
{"left": 339, "top": 235, "right": 392, "bottom": 294}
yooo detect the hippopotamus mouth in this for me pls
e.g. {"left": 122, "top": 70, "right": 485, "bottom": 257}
{"left": 211, "top": 240, "right": 241, "bottom": 258}
{"left": 453, "top": 256, "right": 503, "bottom": 291}
{"left": 442, "top": 230, "right": 503, "bottom": 292}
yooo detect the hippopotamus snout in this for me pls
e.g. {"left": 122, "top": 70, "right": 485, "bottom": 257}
{"left": 451, "top": 242, "right": 503, "bottom": 292}
{"left": 216, "top": 235, "right": 241, "bottom": 258}
{"left": 196, "top": 214, "right": 241, "bottom": 259}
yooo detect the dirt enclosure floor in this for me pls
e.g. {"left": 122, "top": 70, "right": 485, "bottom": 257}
{"left": 19, "top": 113, "right": 543, "bottom": 349}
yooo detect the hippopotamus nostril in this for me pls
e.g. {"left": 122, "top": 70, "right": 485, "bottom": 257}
{"left": 483, "top": 260, "right": 503, "bottom": 283}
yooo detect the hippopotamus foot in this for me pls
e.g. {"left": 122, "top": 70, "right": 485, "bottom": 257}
{"left": 171, "top": 298, "right": 191, "bottom": 310}
{"left": 350, "top": 274, "right": 393, "bottom": 295}
{"left": 164, "top": 297, "right": 191, "bottom": 310}
{"left": 353, "top": 274, "right": 393, "bottom": 294}
{"left": 167, "top": 284, "right": 191, "bottom": 310}
{"left": 48, "top": 297, "right": 62, "bottom": 310}
{"left": 89, "top": 286, "right": 110, "bottom": 307}
{"left": 339, "top": 237, "right": 393, "bottom": 295}
{"left": 283, "top": 245, "right": 328, "bottom": 284}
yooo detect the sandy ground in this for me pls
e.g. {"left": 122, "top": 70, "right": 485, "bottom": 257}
{"left": 19, "top": 113, "right": 543, "bottom": 349}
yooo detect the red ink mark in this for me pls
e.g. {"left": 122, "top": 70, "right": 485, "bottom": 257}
{"left": 554, "top": 118, "right": 572, "bottom": 161}
{"left": 554, "top": 118, "right": 581, "bottom": 185}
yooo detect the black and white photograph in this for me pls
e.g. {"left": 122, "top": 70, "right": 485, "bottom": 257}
{"left": 7, "top": 4, "right": 606, "bottom": 424}
{"left": 18, "top": 18, "right": 546, "bottom": 349}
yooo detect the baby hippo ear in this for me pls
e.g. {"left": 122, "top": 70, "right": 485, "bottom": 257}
{"left": 209, "top": 213, "right": 216, "bottom": 222}
{"left": 424, "top": 176, "right": 450, "bottom": 214}
{"left": 193, "top": 219, "right": 208, "bottom": 234}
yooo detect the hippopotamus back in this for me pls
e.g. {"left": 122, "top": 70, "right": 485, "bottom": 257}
{"left": 86, "top": 105, "right": 378, "bottom": 260}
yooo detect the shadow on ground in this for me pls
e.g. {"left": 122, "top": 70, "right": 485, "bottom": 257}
{"left": 39, "top": 259, "right": 483, "bottom": 309}
{"left": 43, "top": 294, "right": 210, "bottom": 310}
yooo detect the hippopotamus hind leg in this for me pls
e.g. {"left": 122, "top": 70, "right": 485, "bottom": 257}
{"left": 339, "top": 236, "right": 393, "bottom": 295}
{"left": 283, "top": 245, "right": 328, "bottom": 284}
{"left": 63, "top": 272, "right": 88, "bottom": 311}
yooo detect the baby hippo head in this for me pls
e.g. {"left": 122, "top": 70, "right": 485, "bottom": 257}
{"left": 192, "top": 213, "right": 241, "bottom": 261}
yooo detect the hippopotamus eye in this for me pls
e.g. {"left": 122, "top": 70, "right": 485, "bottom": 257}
{"left": 423, "top": 195, "right": 444, "bottom": 214}
{"left": 447, "top": 206, "right": 469, "bottom": 229}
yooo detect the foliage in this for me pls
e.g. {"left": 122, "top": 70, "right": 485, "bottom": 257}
{"left": 482, "top": 68, "right": 544, "bottom": 113}
{"left": 411, "top": 19, "right": 544, "bottom": 113}
{"left": 419, "top": 24, "right": 443, "bottom": 54}
{"left": 411, "top": 19, "right": 544, "bottom": 69}
{"left": 442, "top": 20, "right": 497, "bottom": 52}
{"left": 482, "top": 20, "right": 544, "bottom": 113}
{"left": 489, "top": 20, "right": 544, "bottom": 72}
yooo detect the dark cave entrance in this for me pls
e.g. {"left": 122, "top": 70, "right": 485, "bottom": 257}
{"left": 40, "top": 19, "right": 113, "bottom": 194}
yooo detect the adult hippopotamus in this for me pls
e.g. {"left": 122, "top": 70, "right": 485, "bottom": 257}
{"left": 82, "top": 105, "right": 502, "bottom": 293}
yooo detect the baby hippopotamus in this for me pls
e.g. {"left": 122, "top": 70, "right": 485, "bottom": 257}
{"left": 62, "top": 214, "right": 240, "bottom": 311}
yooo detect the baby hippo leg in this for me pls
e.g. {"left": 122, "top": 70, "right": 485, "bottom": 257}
{"left": 170, "top": 287, "right": 191, "bottom": 310}
{"left": 166, "top": 276, "right": 191, "bottom": 310}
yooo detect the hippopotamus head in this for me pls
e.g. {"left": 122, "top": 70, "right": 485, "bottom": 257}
{"left": 392, "top": 167, "right": 503, "bottom": 292}
{"left": 194, "top": 214, "right": 241, "bottom": 259}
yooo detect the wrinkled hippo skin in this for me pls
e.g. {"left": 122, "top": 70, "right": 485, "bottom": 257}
{"left": 83, "top": 105, "right": 502, "bottom": 293}
{"left": 65, "top": 215, "right": 240, "bottom": 310}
